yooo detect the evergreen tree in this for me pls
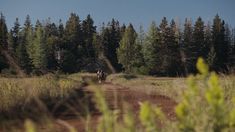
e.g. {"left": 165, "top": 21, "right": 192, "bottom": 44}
{"left": 32, "top": 20, "right": 47, "bottom": 71}
{"left": 16, "top": 31, "right": 32, "bottom": 73}
{"left": 9, "top": 18, "right": 21, "bottom": 54}
{"left": 57, "top": 19, "right": 65, "bottom": 66}
{"left": 104, "top": 19, "right": 122, "bottom": 71}
{"left": 173, "top": 18, "right": 181, "bottom": 45}
{"left": 12, "top": 18, "right": 20, "bottom": 39}
{"left": 225, "top": 23, "right": 235, "bottom": 69}
{"left": 212, "top": 14, "right": 229, "bottom": 71}
{"left": 117, "top": 24, "right": 139, "bottom": 73}
{"left": 182, "top": 18, "right": 194, "bottom": 74}
{"left": 93, "top": 33, "right": 102, "bottom": 58}
{"left": 133, "top": 25, "right": 145, "bottom": 74}
{"left": 0, "top": 13, "right": 8, "bottom": 48}
{"left": 60, "top": 50, "right": 77, "bottom": 73}
{"left": 62, "top": 13, "right": 82, "bottom": 72}
{"left": 82, "top": 14, "right": 96, "bottom": 58}
{"left": 143, "top": 21, "right": 161, "bottom": 74}
{"left": 204, "top": 22, "right": 215, "bottom": 68}
{"left": 136, "top": 25, "right": 145, "bottom": 46}
{"left": 23, "top": 15, "right": 34, "bottom": 66}
{"left": 14, "top": 15, "right": 33, "bottom": 73}
{"left": 120, "top": 24, "right": 126, "bottom": 37}
{"left": 184, "top": 16, "right": 205, "bottom": 73}
{"left": 58, "top": 19, "right": 64, "bottom": 38}
{"left": 1, "top": 13, "right": 235, "bottom": 75}
{"left": 167, "top": 19, "right": 182, "bottom": 76}
{"left": 159, "top": 17, "right": 171, "bottom": 75}
{"left": 97, "top": 24, "right": 109, "bottom": 58}
{"left": 193, "top": 17, "right": 205, "bottom": 58}
{"left": 44, "top": 19, "right": 59, "bottom": 70}
{"left": 157, "top": 18, "right": 182, "bottom": 76}
{"left": 64, "top": 13, "right": 82, "bottom": 55}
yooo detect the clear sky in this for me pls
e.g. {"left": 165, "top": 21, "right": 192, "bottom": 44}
{"left": 1, "top": 0, "right": 235, "bottom": 30}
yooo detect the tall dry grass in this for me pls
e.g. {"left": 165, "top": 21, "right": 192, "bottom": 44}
{"left": 1, "top": 60, "right": 235, "bottom": 132}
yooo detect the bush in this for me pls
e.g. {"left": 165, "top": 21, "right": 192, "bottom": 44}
{"left": 175, "top": 58, "right": 235, "bottom": 131}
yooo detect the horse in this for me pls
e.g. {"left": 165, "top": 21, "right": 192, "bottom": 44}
{"left": 97, "top": 70, "right": 106, "bottom": 83}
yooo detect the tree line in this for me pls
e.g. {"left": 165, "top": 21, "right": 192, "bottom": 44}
{"left": 0, "top": 13, "right": 235, "bottom": 76}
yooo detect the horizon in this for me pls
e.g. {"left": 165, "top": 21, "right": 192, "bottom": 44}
{"left": 1, "top": 0, "right": 235, "bottom": 30}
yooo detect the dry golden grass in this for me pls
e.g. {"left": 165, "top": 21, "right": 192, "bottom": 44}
{"left": 0, "top": 70, "right": 234, "bottom": 132}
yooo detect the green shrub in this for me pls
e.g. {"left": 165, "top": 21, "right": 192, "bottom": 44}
{"left": 175, "top": 58, "right": 235, "bottom": 132}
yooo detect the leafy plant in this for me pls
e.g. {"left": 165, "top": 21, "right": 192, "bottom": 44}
{"left": 175, "top": 58, "right": 235, "bottom": 131}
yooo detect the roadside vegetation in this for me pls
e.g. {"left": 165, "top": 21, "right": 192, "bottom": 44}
{"left": 0, "top": 58, "right": 234, "bottom": 131}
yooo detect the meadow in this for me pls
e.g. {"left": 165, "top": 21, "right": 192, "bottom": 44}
{"left": 0, "top": 59, "right": 235, "bottom": 132}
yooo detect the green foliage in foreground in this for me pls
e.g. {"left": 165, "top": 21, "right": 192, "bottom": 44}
{"left": 175, "top": 58, "right": 235, "bottom": 132}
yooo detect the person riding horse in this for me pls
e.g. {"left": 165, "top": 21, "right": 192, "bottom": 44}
{"left": 97, "top": 69, "right": 105, "bottom": 83}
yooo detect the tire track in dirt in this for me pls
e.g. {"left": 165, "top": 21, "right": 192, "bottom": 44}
{"left": 52, "top": 81, "right": 177, "bottom": 131}
{"left": 100, "top": 82, "right": 177, "bottom": 119}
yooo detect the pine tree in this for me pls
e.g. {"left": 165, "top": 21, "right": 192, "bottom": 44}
{"left": 58, "top": 19, "right": 64, "bottom": 38}
{"left": 23, "top": 15, "right": 34, "bottom": 66}
{"left": 159, "top": 17, "right": 171, "bottom": 75}
{"left": 12, "top": 18, "right": 21, "bottom": 53}
{"left": 212, "top": 14, "right": 229, "bottom": 71}
{"left": 133, "top": 25, "right": 145, "bottom": 74}
{"left": 14, "top": 15, "right": 33, "bottom": 73}
{"left": 204, "top": 22, "right": 215, "bottom": 68}
{"left": 103, "top": 19, "right": 122, "bottom": 71}
{"left": 16, "top": 31, "right": 32, "bottom": 73}
{"left": 92, "top": 24, "right": 119, "bottom": 73}
{"left": 117, "top": 24, "right": 139, "bottom": 73}
{"left": 82, "top": 14, "right": 96, "bottom": 58}
{"left": 143, "top": 21, "right": 161, "bottom": 74}
{"left": 0, "top": 13, "right": 8, "bottom": 48}
{"left": 120, "top": 24, "right": 126, "bottom": 37}
{"left": 182, "top": 18, "right": 194, "bottom": 74}
{"left": 64, "top": 13, "right": 82, "bottom": 55}
{"left": 44, "top": 18, "right": 59, "bottom": 70}
{"left": 62, "top": 13, "right": 82, "bottom": 72}
{"left": 32, "top": 20, "right": 47, "bottom": 71}
{"left": 93, "top": 32, "right": 102, "bottom": 58}
{"left": 156, "top": 18, "right": 182, "bottom": 76}
{"left": 184, "top": 17, "right": 205, "bottom": 73}
{"left": 193, "top": 17, "right": 205, "bottom": 58}
{"left": 136, "top": 25, "right": 145, "bottom": 46}
{"left": 168, "top": 19, "right": 182, "bottom": 76}
{"left": 225, "top": 23, "right": 235, "bottom": 69}
{"left": 7, "top": 18, "right": 21, "bottom": 55}
{"left": 96, "top": 24, "right": 109, "bottom": 58}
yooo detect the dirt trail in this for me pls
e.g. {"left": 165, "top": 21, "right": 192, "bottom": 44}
{"left": 52, "top": 81, "right": 177, "bottom": 131}
{"left": 100, "top": 82, "right": 177, "bottom": 118}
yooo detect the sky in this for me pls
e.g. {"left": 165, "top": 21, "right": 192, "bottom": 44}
{"left": 1, "top": 0, "right": 235, "bottom": 30}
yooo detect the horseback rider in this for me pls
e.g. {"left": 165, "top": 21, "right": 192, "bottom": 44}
{"left": 97, "top": 69, "right": 105, "bottom": 83}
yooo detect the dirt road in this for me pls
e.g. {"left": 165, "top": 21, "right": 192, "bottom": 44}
{"left": 52, "top": 81, "right": 177, "bottom": 131}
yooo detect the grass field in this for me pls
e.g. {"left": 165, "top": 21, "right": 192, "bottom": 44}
{"left": 0, "top": 64, "right": 235, "bottom": 131}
